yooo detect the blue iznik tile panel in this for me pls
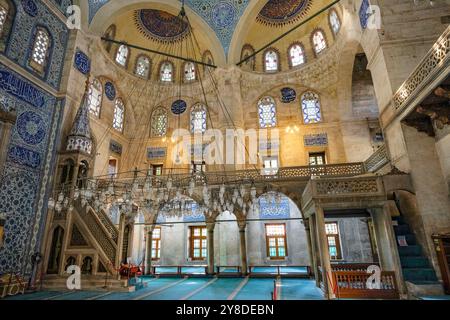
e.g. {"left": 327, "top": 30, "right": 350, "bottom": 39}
{"left": 259, "top": 196, "right": 290, "bottom": 220}
{"left": 88, "top": 0, "right": 251, "bottom": 55}
{"left": 0, "top": 64, "right": 65, "bottom": 275}
{"left": 4, "top": 0, "right": 69, "bottom": 90}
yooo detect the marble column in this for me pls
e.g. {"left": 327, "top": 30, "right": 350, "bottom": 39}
{"left": 207, "top": 222, "right": 215, "bottom": 275}
{"left": 304, "top": 218, "right": 314, "bottom": 278}
{"left": 238, "top": 221, "right": 248, "bottom": 275}
{"left": 309, "top": 214, "right": 320, "bottom": 286}
{"left": 145, "top": 228, "right": 153, "bottom": 275}
{"left": 115, "top": 213, "right": 126, "bottom": 278}
{"left": 315, "top": 206, "right": 333, "bottom": 299}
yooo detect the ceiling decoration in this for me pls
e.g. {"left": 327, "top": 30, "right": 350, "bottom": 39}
{"left": 134, "top": 9, "right": 190, "bottom": 44}
{"left": 88, "top": 0, "right": 251, "bottom": 55}
{"left": 257, "top": 0, "right": 312, "bottom": 27}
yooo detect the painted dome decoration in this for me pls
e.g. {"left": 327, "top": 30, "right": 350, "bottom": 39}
{"left": 134, "top": 9, "right": 190, "bottom": 44}
{"left": 257, "top": 0, "right": 312, "bottom": 27}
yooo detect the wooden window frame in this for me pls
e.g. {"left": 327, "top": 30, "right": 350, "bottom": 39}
{"left": 152, "top": 164, "right": 163, "bottom": 176}
{"left": 309, "top": 152, "right": 326, "bottom": 166}
{"left": 325, "top": 222, "right": 342, "bottom": 260}
{"left": 189, "top": 226, "right": 207, "bottom": 261}
{"left": 151, "top": 227, "right": 161, "bottom": 261}
{"left": 265, "top": 223, "right": 288, "bottom": 260}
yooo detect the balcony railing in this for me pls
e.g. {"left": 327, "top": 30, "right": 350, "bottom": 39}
{"left": 392, "top": 26, "right": 450, "bottom": 113}
{"left": 364, "top": 145, "right": 389, "bottom": 173}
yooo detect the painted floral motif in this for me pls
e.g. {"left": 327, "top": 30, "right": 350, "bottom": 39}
{"left": 257, "top": 0, "right": 311, "bottom": 27}
{"left": 135, "top": 9, "right": 190, "bottom": 44}
{"left": 16, "top": 111, "right": 46, "bottom": 145}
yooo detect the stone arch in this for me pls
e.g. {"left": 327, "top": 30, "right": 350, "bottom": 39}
{"left": 228, "top": 0, "right": 269, "bottom": 64}
{"left": 87, "top": 0, "right": 226, "bottom": 67}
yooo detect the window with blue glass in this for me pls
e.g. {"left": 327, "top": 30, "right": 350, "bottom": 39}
{"left": 190, "top": 104, "right": 207, "bottom": 133}
{"left": 265, "top": 224, "right": 287, "bottom": 259}
{"left": 258, "top": 96, "right": 277, "bottom": 128}
{"left": 326, "top": 222, "right": 342, "bottom": 260}
{"left": 329, "top": 9, "right": 341, "bottom": 35}
{"left": 301, "top": 91, "right": 322, "bottom": 124}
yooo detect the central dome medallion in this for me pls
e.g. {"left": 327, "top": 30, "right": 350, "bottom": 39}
{"left": 257, "top": 0, "right": 312, "bottom": 27}
{"left": 134, "top": 9, "right": 190, "bottom": 43}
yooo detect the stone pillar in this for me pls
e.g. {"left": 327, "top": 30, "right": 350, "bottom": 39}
{"left": 370, "top": 206, "right": 407, "bottom": 296}
{"left": 309, "top": 215, "right": 320, "bottom": 286}
{"left": 207, "top": 222, "right": 215, "bottom": 275}
{"left": 238, "top": 222, "right": 248, "bottom": 275}
{"left": 315, "top": 206, "right": 333, "bottom": 299}
{"left": 145, "top": 228, "right": 153, "bottom": 275}
{"left": 304, "top": 219, "right": 314, "bottom": 278}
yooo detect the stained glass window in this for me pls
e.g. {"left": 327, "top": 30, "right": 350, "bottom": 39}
{"left": 329, "top": 10, "right": 341, "bottom": 35}
{"left": 0, "top": 5, "right": 7, "bottom": 36}
{"left": 160, "top": 62, "right": 173, "bottom": 82}
{"left": 301, "top": 91, "right": 322, "bottom": 124}
{"left": 264, "top": 50, "right": 278, "bottom": 72}
{"left": 312, "top": 30, "right": 327, "bottom": 55}
{"left": 135, "top": 55, "right": 150, "bottom": 79}
{"left": 265, "top": 224, "right": 287, "bottom": 259}
{"left": 241, "top": 44, "right": 255, "bottom": 71}
{"left": 31, "top": 27, "right": 50, "bottom": 67}
{"left": 115, "top": 45, "right": 129, "bottom": 66}
{"left": 191, "top": 104, "right": 207, "bottom": 133}
{"left": 113, "top": 98, "right": 124, "bottom": 132}
{"left": 184, "top": 62, "right": 196, "bottom": 81}
{"left": 258, "top": 96, "right": 277, "bottom": 128}
{"left": 325, "top": 222, "right": 342, "bottom": 260}
{"left": 151, "top": 107, "right": 168, "bottom": 137}
{"left": 289, "top": 44, "right": 305, "bottom": 67}
{"left": 87, "top": 79, "right": 102, "bottom": 117}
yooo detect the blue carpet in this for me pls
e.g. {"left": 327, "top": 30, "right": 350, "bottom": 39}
{"left": 188, "top": 278, "right": 244, "bottom": 300}
{"left": 4, "top": 278, "right": 326, "bottom": 300}
{"left": 234, "top": 278, "right": 275, "bottom": 300}
{"left": 419, "top": 295, "right": 450, "bottom": 300}
{"left": 279, "top": 279, "right": 324, "bottom": 300}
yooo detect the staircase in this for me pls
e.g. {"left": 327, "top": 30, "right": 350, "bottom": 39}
{"left": 393, "top": 216, "right": 443, "bottom": 296}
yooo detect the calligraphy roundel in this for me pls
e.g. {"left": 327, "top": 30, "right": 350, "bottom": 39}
{"left": 171, "top": 100, "right": 187, "bottom": 115}
{"left": 105, "top": 82, "right": 116, "bottom": 101}
{"left": 21, "top": 0, "right": 38, "bottom": 17}
{"left": 281, "top": 87, "right": 297, "bottom": 103}
{"left": 16, "top": 111, "right": 46, "bottom": 145}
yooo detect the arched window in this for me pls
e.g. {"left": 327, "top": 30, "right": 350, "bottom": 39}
{"left": 258, "top": 96, "right": 277, "bottom": 128}
{"left": 160, "top": 61, "right": 173, "bottom": 82}
{"left": 264, "top": 49, "right": 279, "bottom": 72}
{"left": 151, "top": 107, "right": 168, "bottom": 137}
{"left": 135, "top": 55, "right": 150, "bottom": 79}
{"left": 184, "top": 62, "right": 196, "bottom": 81}
{"left": 30, "top": 27, "right": 51, "bottom": 73}
{"left": 312, "top": 30, "right": 327, "bottom": 55}
{"left": 289, "top": 44, "right": 305, "bottom": 67}
{"left": 0, "top": 4, "right": 8, "bottom": 36}
{"left": 329, "top": 10, "right": 341, "bottom": 35}
{"left": 202, "top": 51, "right": 214, "bottom": 74}
{"left": 301, "top": 91, "right": 322, "bottom": 124}
{"left": 191, "top": 104, "right": 207, "bottom": 133}
{"left": 241, "top": 44, "right": 255, "bottom": 71}
{"left": 115, "top": 44, "right": 129, "bottom": 67}
{"left": 0, "top": 1, "right": 15, "bottom": 52}
{"left": 113, "top": 98, "right": 125, "bottom": 132}
{"left": 88, "top": 78, "right": 102, "bottom": 117}
{"left": 103, "top": 24, "right": 116, "bottom": 53}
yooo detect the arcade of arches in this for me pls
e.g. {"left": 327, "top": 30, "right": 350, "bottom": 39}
{"left": 0, "top": 0, "right": 450, "bottom": 300}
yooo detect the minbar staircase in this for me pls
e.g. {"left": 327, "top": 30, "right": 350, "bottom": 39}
{"left": 42, "top": 201, "right": 141, "bottom": 292}
{"left": 393, "top": 216, "right": 443, "bottom": 297}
